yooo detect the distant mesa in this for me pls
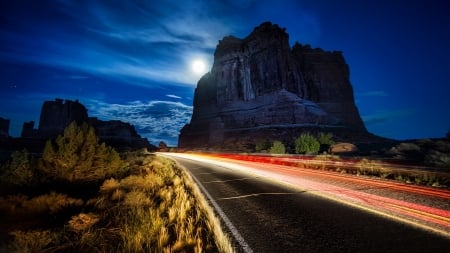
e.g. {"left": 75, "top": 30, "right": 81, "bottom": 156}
{"left": 179, "top": 22, "right": 382, "bottom": 150}
{"left": 2, "top": 98, "right": 154, "bottom": 151}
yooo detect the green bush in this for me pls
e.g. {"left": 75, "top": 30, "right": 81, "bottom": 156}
{"left": 0, "top": 149, "right": 35, "bottom": 186}
{"left": 38, "top": 122, "right": 126, "bottom": 182}
{"left": 269, "top": 141, "right": 286, "bottom": 154}
{"left": 255, "top": 140, "right": 272, "bottom": 152}
{"left": 295, "top": 133, "right": 320, "bottom": 154}
{"left": 317, "top": 132, "right": 335, "bottom": 145}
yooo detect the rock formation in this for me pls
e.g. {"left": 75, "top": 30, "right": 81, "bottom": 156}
{"left": 179, "top": 22, "right": 370, "bottom": 150}
{"left": 0, "top": 117, "right": 10, "bottom": 138}
{"left": 19, "top": 99, "right": 153, "bottom": 151}
{"left": 88, "top": 117, "right": 151, "bottom": 150}
{"left": 37, "top": 98, "right": 88, "bottom": 138}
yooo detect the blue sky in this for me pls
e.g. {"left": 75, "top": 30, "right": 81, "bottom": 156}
{"left": 1, "top": 0, "right": 449, "bottom": 146}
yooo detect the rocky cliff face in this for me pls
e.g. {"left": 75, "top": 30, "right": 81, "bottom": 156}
{"left": 0, "top": 117, "right": 10, "bottom": 138}
{"left": 38, "top": 99, "right": 88, "bottom": 138}
{"left": 23, "top": 99, "right": 153, "bottom": 151}
{"left": 179, "top": 22, "right": 368, "bottom": 149}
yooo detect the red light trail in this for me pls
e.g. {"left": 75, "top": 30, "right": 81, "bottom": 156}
{"left": 167, "top": 153, "right": 450, "bottom": 237}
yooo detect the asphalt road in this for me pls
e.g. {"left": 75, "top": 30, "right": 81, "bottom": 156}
{"left": 160, "top": 153, "right": 450, "bottom": 253}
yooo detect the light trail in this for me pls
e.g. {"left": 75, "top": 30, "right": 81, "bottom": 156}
{"left": 212, "top": 153, "right": 450, "bottom": 199}
{"left": 163, "top": 153, "right": 450, "bottom": 237}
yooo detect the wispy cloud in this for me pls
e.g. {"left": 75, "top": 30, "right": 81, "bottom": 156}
{"left": 85, "top": 99, "right": 192, "bottom": 146}
{"left": 357, "top": 91, "right": 389, "bottom": 97}
{"left": 362, "top": 109, "right": 415, "bottom": 126}
{"left": 166, "top": 94, "right": 182, "bottom": 99}
{"left": 1, "top": 1, "right": 320, "bottom": 87}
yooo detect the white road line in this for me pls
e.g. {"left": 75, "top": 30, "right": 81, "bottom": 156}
{"left": 171, "top": 156, "right": 253, "bottom": 253}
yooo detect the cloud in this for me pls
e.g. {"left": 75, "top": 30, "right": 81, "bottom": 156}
{"left": 85, "top": 99, "right": 192, "bottom": 146}
{"left": 0, "top": 1, "right": 322, "bottom": 87}
{"left": 362, "top": 109, "right": 415, "bottom": 126}
{"left": 357, "top": 91, "right": 389, "bottom": 97}
{"left": 166, "top": 94, "right": 182, "bottom": 99}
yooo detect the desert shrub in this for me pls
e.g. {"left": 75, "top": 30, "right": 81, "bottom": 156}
{"left": 38, "top": 122, "right": 127, "bottom": 182}
{"left": 0, "top": 192, "right": 83, "bottom": 216}
{"left": 269, "top": 141, "right": 286, "bottom": 154}
{"left": 8, "top": 230, "right": 54, "bottom": 253}
{"left": 317, "top": 132, "right": 335, "bottom": 153}
{"left": 386, "top": 142, "right": 423, "bottom": 160}
{"left": 317, "top": 132, "right": 335, "bottom": 145}
{"left": 295, "top": 133, "right": 320, "bottom": 154}
{"left": 255, "top": 140, "right": 272, "bottom": 152}
{"left": 425, "top": 150, "right": 450, "bottom": 168}
{"left": 0, "top": 149, "right": 35, "bottom": 186}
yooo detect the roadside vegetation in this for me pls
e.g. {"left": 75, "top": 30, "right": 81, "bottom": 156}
{"left": 251, "top": 132, "right": 450, "bottom": 187}
{"left": 256, "top": 132, "right": 334, "bottom": 155}
{"left": 269, "top": 141, "right": 286, "bottom": 154}
{"left": 0, "top": 122, "right": 233, "bottom": 253}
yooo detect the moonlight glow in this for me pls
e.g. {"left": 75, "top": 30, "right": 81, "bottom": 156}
{"left": 191, "top": 59, "right": 207, "bottom": 75}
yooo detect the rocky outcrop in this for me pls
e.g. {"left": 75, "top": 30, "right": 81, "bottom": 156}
{"left": 19, "top": 99, "right": 153, "bottom": 151}
{"left": 329, "top": 143, "right": 359, "bottom": 154}
{"left": 179, "top": 22, "right": 368, "bottom": 149}
{"left": 88, "top": 118, "right": 151, "bottom": 150}
{"left": 0, "top": 117, "right": 10, "bottom": 138}
{"left": 38, "top": 99, "right": 88, "bottom": 138}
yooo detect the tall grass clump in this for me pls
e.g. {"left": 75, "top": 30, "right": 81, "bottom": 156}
{"left": 92, "top": 156, "right": 233, "bottom": 252}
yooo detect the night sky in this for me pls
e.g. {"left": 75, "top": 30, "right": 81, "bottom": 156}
{"left": 1, "top": 0, "right": 449, "bottom": 146}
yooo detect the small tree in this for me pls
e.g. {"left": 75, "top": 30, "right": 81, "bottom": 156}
{"left": 295, "top": 133, "right": 320, "bottom": 154}
{"left": 0, "top": 149, "right": 35, "bottom": 186}
{"left": 38, "top": 122, "right": 126, "bottom": 182}
{"left": 269, "top": 141, "right": 286, "bottom": 154}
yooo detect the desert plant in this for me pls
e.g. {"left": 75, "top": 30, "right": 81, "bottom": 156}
{"left": 0, "top": 149, "right": 35, "bottom": 186}
{"left": 93, "top": 156, "right": 230, "bottom": 252}
{"left": 295, "top": 133, "right": 320, "bottom": 154}
{"left": 8, "top": 230, "right": 54, "bottom": 253}
{"left": 255, "top": 140, "right": 272, "bottom": 152}
{"left": 38, "top": 122, "right": 127, "bottom": 182}
{"left": 2, "top": 153, "right": 234, "bottom": 253}
{"left": 425, "top": 150, "right": 450, "bottom": 167}
{"left": 0, "top": 192, "right": 83, "bottom": 216}
{"left": 269, "top": 141, "right": 286, "bottom": 154}
{"left": 317, "top": 132, "right": 335, "bottom": 145}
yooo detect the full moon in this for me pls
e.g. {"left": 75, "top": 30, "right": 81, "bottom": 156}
{"left": 191, "top": 59, "right": 207, "bottom": 74}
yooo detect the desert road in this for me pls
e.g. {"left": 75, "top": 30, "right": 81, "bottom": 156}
{"left": 159, "top": 153, "right": 450, "bottom": 253}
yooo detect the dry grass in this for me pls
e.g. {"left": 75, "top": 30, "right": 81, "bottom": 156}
{"left": 0, "top": 192, "right": 83, "bottom": 216}
{"left": 96, "top": 156, "right": 233, "bottom": 252}
{"left": 1, "top": 153, "right": 234, "bottom": 252}
{"left": 6, "top": 230, "right": 54, "bottom": 253}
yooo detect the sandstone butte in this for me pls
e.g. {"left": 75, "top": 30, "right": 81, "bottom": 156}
{"left": 10, "top": 98, "right": 153, "bottom": 152}
{"left": 179, "top": 22, "right": 385, "bottom": 151}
